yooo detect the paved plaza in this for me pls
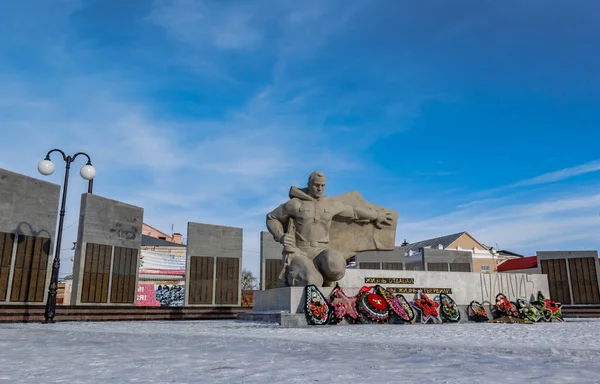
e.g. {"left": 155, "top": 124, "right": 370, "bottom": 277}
{"left": 1, "top": 319, "right": 599, "bottom": 383}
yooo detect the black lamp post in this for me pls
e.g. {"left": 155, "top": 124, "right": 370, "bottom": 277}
{"left": 38, "top": 149, "right": 96, "bottom": 323}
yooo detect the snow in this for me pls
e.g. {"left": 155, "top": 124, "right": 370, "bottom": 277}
{"left": 1, "top": 319, "right": 600, "bottom": 383}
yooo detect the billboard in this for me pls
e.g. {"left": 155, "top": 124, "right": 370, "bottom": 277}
{"left": 139, "top": 250, "right": 185, "bottom": 276}
{"left": 136, "top": 283, "right": 184, "bottom": 307}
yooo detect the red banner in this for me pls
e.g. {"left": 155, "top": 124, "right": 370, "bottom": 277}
{"left": 139, "top": 268, "right": 185, "bottom": 275}
{"left": 136, "top": 284, "right": 161, "bottom": 306}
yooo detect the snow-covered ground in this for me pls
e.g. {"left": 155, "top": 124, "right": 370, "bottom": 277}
{"left": 1, "top": 319, "right": 599, "bottom": 383}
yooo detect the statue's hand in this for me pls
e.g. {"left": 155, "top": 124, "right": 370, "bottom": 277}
{"left": 280, "top": 233, "right": 298, "bottom": 253}
{"left": 374, "top": 210, "right": 393, "bottom": 229}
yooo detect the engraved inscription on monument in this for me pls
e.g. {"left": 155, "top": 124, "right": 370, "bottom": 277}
{"left": 364, "top": 277, "right": 414, "bottom": 285}
{"left": 387, "top": 287, "right": 453, "bottom": 294}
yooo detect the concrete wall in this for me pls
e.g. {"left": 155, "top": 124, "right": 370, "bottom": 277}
{"left": 339, "top": 269, "right": 549, "bottom": 306}
{"left": 536, "top": 250, "right": 600, "bottom": 277}
{"left": 259, "top": 231, "right": 282, "bottom": 289}
{"left": 185, "top": 222, "right": 242, "bottom": 306}
{"left": 537, "top": 250, "right": 599, "bottom": 261}
{"left": 536, "top": 250, "right": 600, "bottom": 305}
{"left": 254, "top": 269, "right": 550, "bottom": 312}
{"left": 0, "top": 168, "right": 60, "bottom": 238}
{"left": 71, "top": 193, "right": 143, "bottom": 305}
{"left": 187, "top": 222, "right": 243, "bottom": 259}
{"left": 0, "top": 168, "right": 60, "bottom": 304}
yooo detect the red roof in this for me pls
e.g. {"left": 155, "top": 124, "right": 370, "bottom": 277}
{"left": 497, "top": 256, "right": 538, "bottom": 272}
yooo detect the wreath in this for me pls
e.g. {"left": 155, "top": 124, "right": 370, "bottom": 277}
{"left": 535, "top": 291, "right": 564, "bottom": 322}
{"left": 516, "top": 298, "right": 541, "bottom": 322}
{"left": 304, "top": 285, "right": 331, "bottom": 325}
{"left": 411, "top": 291, "right": 442, "bottom": 324}
{"left": 356, "top": 286, "right": 389, "bottom": 323}
{"left": 375, "top": 285, "right": 412, "bottom": 323}
{"left": 439, "top": 293, "right": 460, "bottom": 322}
{"left": 494, "top": 293, "right": 519, "bottom": 318}
{"left": 327, "top": 283, "right": 360, "bottom": 324}
{"left": 468, "top": 300, "right": 489, "bottom": 322}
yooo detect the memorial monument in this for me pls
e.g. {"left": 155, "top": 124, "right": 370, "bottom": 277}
{"left": 266, "top": 171, "right": 398, "bottom": 287}
{"left": 241, "top": 170, "right": 551, "bottom": 327}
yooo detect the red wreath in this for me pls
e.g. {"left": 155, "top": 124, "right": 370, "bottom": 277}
{"left": 543, "top": 299, "right": 561, "bottom": 314}
{"left": 414, "top": 294, "right": 439, "bottom": 317}
{"left": 496, "top": 295, "right": 519, "bottom": 317}
{"left": 367, "top": 293, "right": 387, "bottom": 311}
{"left": 310, "top": 301, "right": 327, "bottom": 320}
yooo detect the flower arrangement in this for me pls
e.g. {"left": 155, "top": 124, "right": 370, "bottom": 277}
{"left": 327, "top": 284, "right": 359, "bottom": 324}
{"left": 411, "top": 291, "right": 442, "bottom": 324}
{"left": 357, "top": 287, "right": 389, "bottom": 323}
{"left": 495, "top": 293, "right": 519, "bottom": 318}
{"left": 468, "top": 300, "right": 489, "bottom": 322}
{"left": 302, "top": 285, "right": 560, "bottom": 326}
{"left": 535, "top": 291, "right": 564, "bottom": 322}
{"left": 516, "top": 298, "right": 541, "bottom": 322}
{"left": 376, "top": 285, "right": 412, "bottom": 322}
{"left": 304, "top": 285, "right": 331, "bottom": 325}
{"left": 439, "top": 293, "right": 460, "bottom": 322}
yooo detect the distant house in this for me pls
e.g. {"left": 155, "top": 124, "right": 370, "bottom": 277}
{"left": 140, "top": 234, "right": 186, "bottom": 280}
{"left": 353, "top": 231, "right": 500, "bottom": 273}
{"left": 142, "top": 223, "right": 183, "bottom": 245}
{"left": 137, "top": 226, "right": 188, "bottom": 306}
{"left": 141, "top": 234, "right": 186, "bottom": 256}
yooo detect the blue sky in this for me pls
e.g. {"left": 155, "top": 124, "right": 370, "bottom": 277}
{"left": 1, "top": 0, "right": 599, "bottom": 277}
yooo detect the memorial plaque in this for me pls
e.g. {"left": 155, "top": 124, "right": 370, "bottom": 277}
{"left": 387, "top": 287, "right": 453, "bottom": 294}
{"left": 364, "top": 277, "right": 414, "bottom": 285}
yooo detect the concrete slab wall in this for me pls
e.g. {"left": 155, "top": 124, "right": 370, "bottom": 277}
{"left": 536, "top": 250, "right": 600, "bottom": 305}
{"left": 187, "top": 223, "right": 243, "bottom": 259}
{"left": 0, "top": 168, "right": 60, "bottom": 238}
{"left": 260, "top": 231, "right": 282, "bottom": 289}
{"left": 71, "top": 193, "right": 143, "bottom": 305}
{"left": 0, "top": 168, "right": 60, "bottom": 304}
{"left": 254, "top": 269, "right": 550, "bottom": 312}
{"left": 338, "top": 269, "right": 549, "bottom": 306}
{"left": 185, "top": 222, "right": 242, "bottom": 306}
{"left": 537, "top": 250, "right": 599, "bottom": 261}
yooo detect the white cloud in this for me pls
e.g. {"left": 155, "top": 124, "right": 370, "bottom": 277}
{"left": 512, "top": 159, "right": 600, "bottom": 187}
{"left": 401, "top": 191, "right": 600, "bottom": 255}
{"left": 148, "top": 0, "right": 263, "bottom": 50}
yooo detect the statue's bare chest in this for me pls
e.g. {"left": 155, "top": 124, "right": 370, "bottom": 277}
{"left": 296, "top": 201, "right": 335, "bottom": 224}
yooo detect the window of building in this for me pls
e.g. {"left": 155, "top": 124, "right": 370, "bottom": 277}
{"left": 481, "top": 265, "right": 490, "bottom": 273}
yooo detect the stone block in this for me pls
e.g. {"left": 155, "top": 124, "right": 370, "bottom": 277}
{"left": 71, "top": 193, "right": 143, "bottom": 306}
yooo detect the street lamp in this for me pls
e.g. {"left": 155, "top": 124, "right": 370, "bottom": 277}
{"left": 38, "top": 149, "right": 96, "bottom": 323}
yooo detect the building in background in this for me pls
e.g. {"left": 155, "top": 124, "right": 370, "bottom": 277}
{"left": 142, "top": 223, "right": 183, "bottom": 245}
{"left": 137, "top": 226, "right": 187, "bottom": 307}
{"left": 352, "top": 232, "right": 501, "bottom": 272}
{"left": 499, "top": 250, "right": 600, "bottom": 306}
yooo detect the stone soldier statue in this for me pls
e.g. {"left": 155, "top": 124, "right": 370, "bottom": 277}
{"left": 266, "top": 171, "right": 397, "bottom": 287}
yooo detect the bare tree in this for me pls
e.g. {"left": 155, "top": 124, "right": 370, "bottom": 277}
{"left": 241, "top": 268, "right": 258, "bottom": 290}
